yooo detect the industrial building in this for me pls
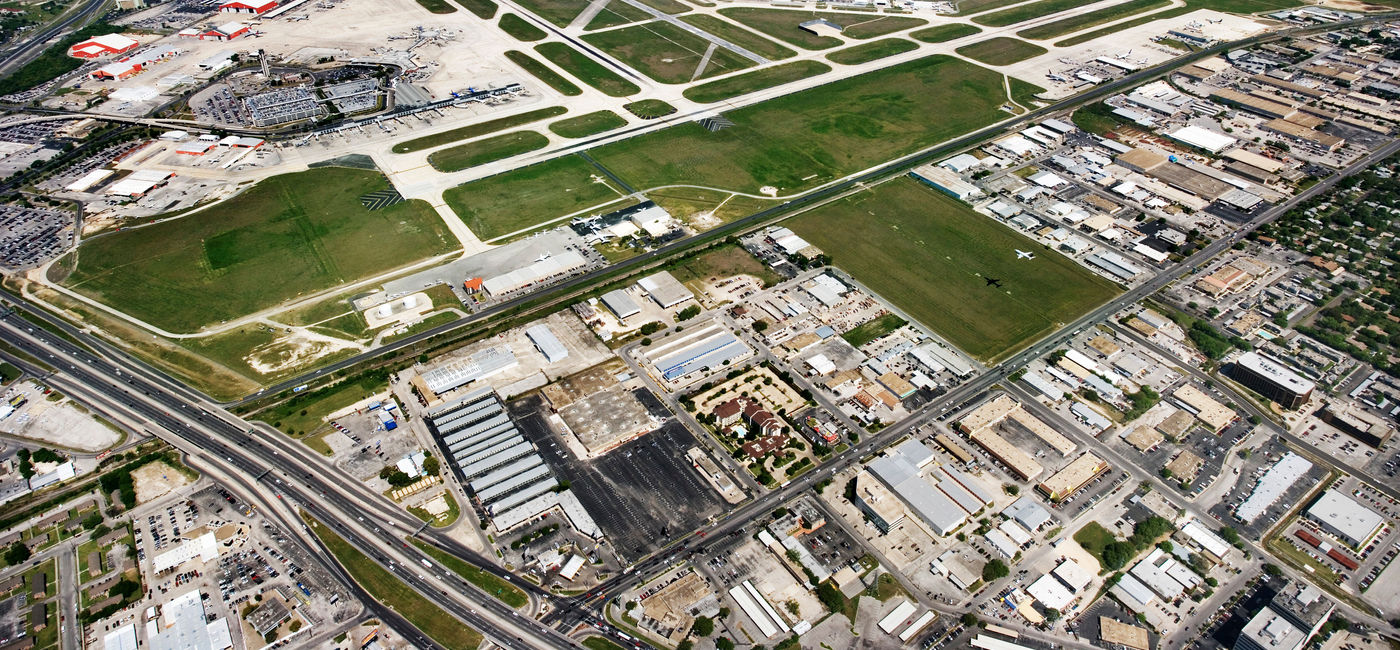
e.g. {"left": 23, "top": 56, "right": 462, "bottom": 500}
{"left": 1317, "top": 404, "right": 1393, "bottom": 448}
{"left": 636, "top": 271, "right": 693, "bottom": 309}
{"left": 147, "top": 588, "right": 233, "bottom": 650}
{"left": 1229, "top": 351, "right": 1314, "bottom": 409}
{"left": 218, "top": 0, "right": 278, "bottom": 12}
{"left": 1235, "top": 581, "right": 1335, "bottom": 650}
{"left": 104, "top": 169, "right": 175, "bottom": 198}
{"left": 1036, "top": 453, "right": 1108, "bottom": 501}
{"left": 1260, "top": 118, "right": 1344, "bottom": 151}
{"left": 525, "top": 324, "right": 569, "bottom": 364}
{"left": 1237, "top": 452, "right": 1312, "bottom": 523}
{"left": 1306, "top": 489, "right": 1385, "bottom": 549}
{"left": 855, "top": 440, "right": 992, "bottom": 538}
{"left": 729, "top": 580, "right": 790, "bottom": 640}
{"left": 481, "top": 250, "right": 588, "bottom": 296}
{"left": 643, "top": 324, "right": 751, "bottom": 384}
{"left": 600, "top": 289, "right": 641, "bottom": 320}
{"left": 69, "top": 33, "right": 139, "bottom": 58}
{"left": 1167, "top": 125, "right": 1237, "bottom": 153}
{"left": 970, "top": 428, "right": 1043, "bottom": 481}
{"left": 910, "top": 164, "right": 984, "bottom": 202}
{"left": 415, "top": 345, "right": 518, "bottom": 397}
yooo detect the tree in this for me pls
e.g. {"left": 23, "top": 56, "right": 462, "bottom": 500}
{"left": 421, "top": 455, "right": 440, "bottom": 477}
{"left": 691, "top": 616, "right": 714, "bottom": 637}
{"left": 677, "top": 642, "right": 694, "bottom": 650}
{"left": 752, "top": 321, "right": 768, "bottom": 333}
{"left": 1043, "top": 608, "right": 1061, "bottom": 623}
{"left": 4, "top": 543, "right": 29, "bottom": 566}
{"left": 81, "top": 512, "right": 104, "bottom": 530}
{"left": 1101, "top": 541, "right": 1137, "bottom": 571}
{"left": 719, "top": 607, "right": 730, "bottom": 619}
{"left": 1263, "top": 563, "right": 1282, "bottom": 576}
{"left": 982, "top": 559, "right": 1010, "bottom": 582}
{"left": 716, "top": 638, "right": 736, "bottom": 650}
{"left": 960, "top": 613, "right": 980, "bottom": 627}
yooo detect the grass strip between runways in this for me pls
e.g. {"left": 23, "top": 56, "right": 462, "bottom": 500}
{"left": 682, "top": 60, "right": 830, "bottom": 103}
{"left": 304, "top": 514, "right": 484, "bottom": 648}
{"left": 392, "top": 106, "right": 565, "bottom": 153}
{"left": 505, "top": 51, "right": 583, "bottom": 96}
{"left": 427, "top": 131, "right": 550, "bottom": 172}
{"left": 535, "top": 42, "right": 641, "bottom": 97}
{"left": 408, "top": 538, "right": 530, "bottom": 608}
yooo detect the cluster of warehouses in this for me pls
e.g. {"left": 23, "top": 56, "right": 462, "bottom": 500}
{"left": 426, "top": 389, "right": 570, "bottom": 531}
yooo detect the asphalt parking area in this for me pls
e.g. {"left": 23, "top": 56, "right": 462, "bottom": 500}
{"left": 511, "top": 397, "right": 726, "bottom": 562}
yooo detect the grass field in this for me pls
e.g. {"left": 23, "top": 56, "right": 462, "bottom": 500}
{"left": 427, "top": 131, "right": 550, "bottom": 172}
{"left": 951, "top": 0, "right": 1026, "bottom": 15}
{"left": 443, "top": 155, "right": 626, "bottom": 240}
{"left": 414, "top": 0, "right": 457, "bottom": 13}
{"left": 623, "top": 99, "right": 676, "bottom": 118}
{"left": 584, "top": 638, "right": 628, "bottom": 650}
{"left": 717, "top": 8, "right": 926, "bottom": 49}
{"left": 634, "top": 0, "right": 690, "bottom": 13}
{"left": 455, "top": 0, "right": 497, "bottom": 18}
{"left": 1017, "top": 0, "right": 1170, "bottom": 40}
{"left": 592, "top": 54, "right": 1008, "bottom": 195}
{"left": 513, "top": 0, "right": 590, "bottom": 25}
{"left": 585, "top": 1, "right": 651, "bottom": 30}
{"left": 549, "top": 110, "right": 628, "bottom": 138}
{"left": 408, "top": 539, "right": 530, "bottom": 608}
{"left": 681, "top": 14, "right": 797, "bottom": 60}
{"left": 668, "top": 244, "right": 781, "bottom": 290}
{"left": 911, "top": 23, "right": 981, "bottom": 42}
{"left": 955, "top": 37, "right": 1047, "bottom": 65}
{"left": 58, "top": 168, "right": 457, "bottom": 332}
{"left": 788, "top": 178, "right": 1118, "bottom": 360}
{"left": 582, "top": 21, "right": 755, "bottom": 84}
{"left": 973, "top": 0, "right": 1086, "bottom": 26}
{"left": 843, "top": 313, "right": 908, "bottom": 347}
{"left": 535, "top": 42, "right": 642, "bottom": 96}
{"left": 392, "top": 106, "right": 565, "bottom": 153}
{"left": 1008, "top": 77, "right": 1045, "bottom": 108}
{"left": 499, "top": 13, "right": 547, "bottom": 40}
{"left": 826, "top": 38, "right": 918, "bottom": 65}
{"left": 306, "top": 516, "right": 484, "bottom": 648}
{"left": 682, "top": 60, "right": 829, "bottom": 103}
{"left": 1071, "top": 101, "right": 1128, "bottom": 135}
{"left": 1073, "top": 522, "right": 1118, "bottom": 567}
{"left": 647, "top": 187, "right": 779, "bottom": 228}
{"left": 505, "top": 50, "right": 583, "bottom": 96}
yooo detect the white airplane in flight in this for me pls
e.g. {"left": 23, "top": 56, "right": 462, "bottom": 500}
{"left": 1016, "top": 249, "right": 1035, "bottom": 260}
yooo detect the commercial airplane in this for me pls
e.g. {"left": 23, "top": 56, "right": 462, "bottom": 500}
{"left": 1016, "top": 249, "right": 1035, "bottom": 260}
{"left": 985, "top": 277, "right": 1003, "bottom": 288}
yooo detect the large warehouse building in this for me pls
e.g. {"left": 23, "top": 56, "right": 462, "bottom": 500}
{"left": 69, "top": 33, "right": 139, "bottom": 58}
{"left": 1306, "top": 489, "right": 1385, "bottom": 549}
{"left": 1228, "top": 351, "right": 1314, "bottom": 410}
{"left": 415, "top": 345, "right": 518, "bottom": 398}
{"left": 1037, "top": 453, "right": 1109, "bottom": 502}
{"left": 643, "top": 324, "right": 752, "bottom": 385}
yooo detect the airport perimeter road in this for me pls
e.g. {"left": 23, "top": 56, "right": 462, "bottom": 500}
{"left": 0, "top": 317, "right": 587, "bottom": 650}
{"left": 546, "top": 135, "right": 1400, "bottom": 626}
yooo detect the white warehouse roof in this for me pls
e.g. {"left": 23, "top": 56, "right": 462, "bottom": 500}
{"left": 1169, "top": 125, "right": 1237, "bottom": 153}
{"left": 1308, "top": 489, "right": 1384, "bottom": 547}
{"left": 526, "top": 324, "right": 569, "bottom": 364}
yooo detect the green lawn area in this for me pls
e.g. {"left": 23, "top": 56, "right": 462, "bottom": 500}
{"left": 57, "top": 168, "right": 457, "bottom": 332}
{"left": 443, "top": 155, "right": 627, "bottom": 241}
{"left": 1072, "top": 101, "right": 1128, "bottom": 136}
{"left": 584, "top": 637, "right": 628, "bottom": 650}
{"left": 535, "top": 42, "right": 642, "bottom": 96}
{"left": 408, "top": 538, "right": 530, "bottom": 608}
{"left": 955, "top": 37, "right": 1047, "bottom": 65}
{"left": 648, "top": 187, "right": 779, "bottom": 229}
{"left": 952, "top": 0, "right": 1027, "bottom": 15}
{"left": 306, "top": 516, "right": 483, "bottom": 648}
{"left": 427, "top": 131, "right": 550, "bottom": 172}
{"left": 973, "top": 0, "right": 1086, "bottom": 26}
{"left": 843, "top": 313, "right": 908, "bottom": 347}
{"left": 1017, "top": 0, "right": 1171, "bottom": 40}
{"left": 667, "top": 243, "right": 781, "bottom": 291}
{"left": 591, "top": 54, "right": 1008, "bottom": 196}
{"left": 505, "top": 50, "right": 584, "bottom": 96}
{"left": 414, "top": 0, "right": 457, "bottom": 13}
{"left": 512, "top": 0, "right": 590, "bottom": 25}
{"left": 549, "top": 110, "right": 628, "bottom": 138}
{"left": 911, "top": 23, "right": 982, "bottom": 42}
{"left": 681, "top": 14, "right": 797, "bottom": 60}
{"left": 717, "top": 8, "right": 925, "bottom": 49}
{"left": 582, "top": 21, "right": 755, "bottom": 84}
{"left": 682, "top": 60, "right": 829, "bottom": 103}
{"left": 826, "top": 38, "right": 918, "bottom": 65}
{"left": 499, "top": 13, "right": 548, "bottom": 40}
{"left": 789, "top": 178, "right": 1118, "bottom": 360}
{"left": 0, "top": 362, "right": 19, "bottom": 384}
{"left": 1008, "top": 77, "right": 1045, "bottom": 107}
{"left": 251, "top": 368, "right": 389, "bottom": 436}
{"left": 623, "top": 99, "right": 677, "bottom": 118}
{"left": 392, "top": 106, "right": 565, "bottom": 153}
{"left": 455, "top": 0, "right": 497, "bottom": 18}
{"left": 1073, "top": 522, "right": 1117, "bottom": 566}
{"left": 584, "top": 1, "right": 651, "bottom": 30}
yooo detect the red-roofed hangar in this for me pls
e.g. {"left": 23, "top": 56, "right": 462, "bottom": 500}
{"left": 69, "top": 34, "right": 139, "bottom": 58}
{"left": 219, "top": 0, "right": 278, "bottom": 13}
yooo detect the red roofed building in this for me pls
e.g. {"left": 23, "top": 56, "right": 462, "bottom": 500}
{"left": 219, "top": 0, "right": 277, "bottom": 12}
{"left": 200, "top": 22, "right": 250, "bottom": 40}
{"left": 462, "top": 277, "right": 484, "bottom": 292}
{"left": 69, "top": 34, "right": 139, "bottom": 58}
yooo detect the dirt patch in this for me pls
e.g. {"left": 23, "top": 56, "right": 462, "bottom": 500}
{"left": 243, "top": 328, "right": 363, "bottom": 375}
{"left": 132, "top": 461, "right": 193, "bottom": 504}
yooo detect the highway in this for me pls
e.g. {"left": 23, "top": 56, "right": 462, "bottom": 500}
{"left": 0, "top": 0, "right": 107, "bottom": 81}
{"left": 0, "top": 314, "right": 590, "bottom": 649}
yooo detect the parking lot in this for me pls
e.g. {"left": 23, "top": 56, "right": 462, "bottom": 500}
{"left": 512, "top": 397, "right": 727, "bottom": 562}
